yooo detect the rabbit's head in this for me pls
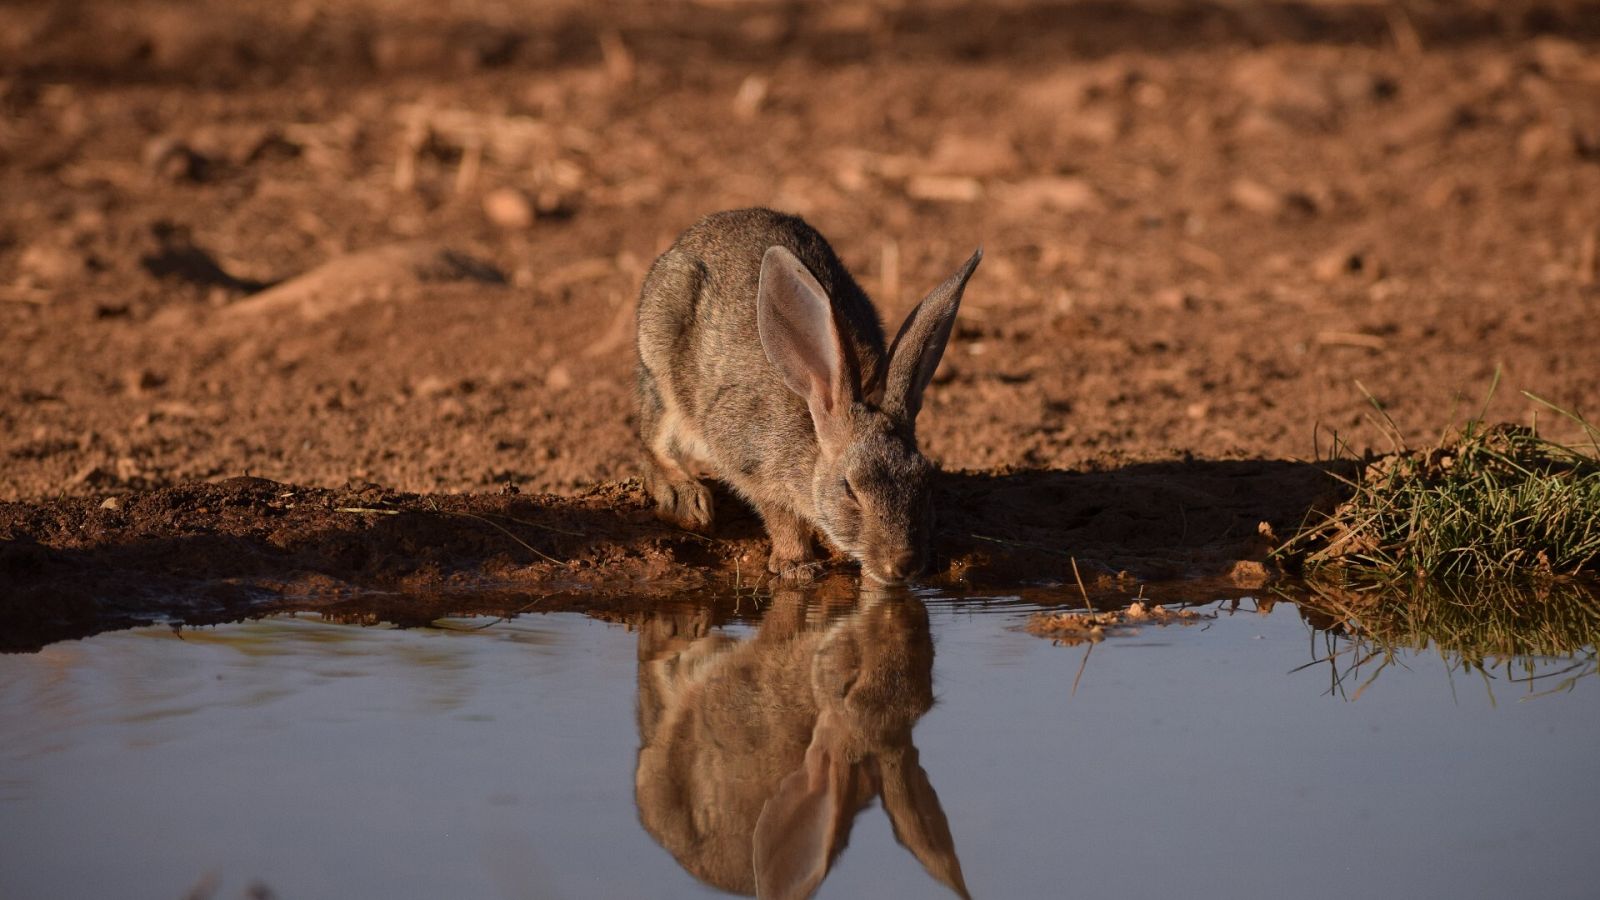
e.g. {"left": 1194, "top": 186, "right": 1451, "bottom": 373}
{"left": 757, "top": 245, "right": 981, "bottom": 584}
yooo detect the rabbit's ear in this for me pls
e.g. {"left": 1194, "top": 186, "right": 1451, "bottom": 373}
{"left": 752, "top": 716, "right": 851, "bottom": 900}
{"left": 758, "top": 246, "right": 854, "bottom": 445}
{"left": 881, "top": 747, "right": 971, "bottom": 900}
{"left": 883, "top": 248, "right": 981, "bottom": 423}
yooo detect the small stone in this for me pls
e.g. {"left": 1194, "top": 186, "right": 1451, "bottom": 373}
{"left": 599, "top": 29, "right": 635, "bottom": 86}
{"left": 436, "top": 397, "right": 467, "bottom": 419}
{"left": 142, "top": 136, "right": 207, "bottom": 181}
{"left": 1313, "top": 248, "right": 1376, "bottom": 282}
{"left": 1530, "top": 37, "right": 1586, "bottom": 78}
{"left": 483, "top": 187, "right": 535, "bottom": 230}
{"left": 1066, "top": 107, "right": 1121, "bottom": 145}
{"left": 1518, "top": 124, "right": 1559, "bottom": 161}
{"left": 732, "top": 75, "right": 768, "bottom": 119}
{"left": 1421, "top": 176, "right": 1464, "bottom": 210}
{"left": 905, "top": 175, "right": 983, "bottom": 203}
{"left": 533, "top": 187, "right": 578, "bottom": 220}
{"left": 18, "top": 243, "right": 84, "bottom": 285}
{"left": 1229, "top": 178, "right": 1282, "bottom": 216}
{"left": 100, "top": 496, "right": 122, "bottom": 510}
{"left": 115, "top": 457, "right": 141, "bottom": 480}
{"left": 545, "top": 363, "right": 573, "bottom": 391}
{"left": 1154, "top": 287, "right": 1196, "bottom": 311}
{"left": 124, "top": 368, "right": 165, "bottom": 396}
{"left": 1229, "top": 56, "right": 1333, "bottom": 125}
{"left": 412, "top": 374, "right": 455, "bottom": 398}
{"left": 999, "top": 176, "right": 1101, "bottom": 214}
{"left": 926, "top": 133, "right": 1022, "bottom": 178}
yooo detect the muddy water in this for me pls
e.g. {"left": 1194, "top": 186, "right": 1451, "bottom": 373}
{"left": 2, "top": 591, "right": 1597, "bottom": 900}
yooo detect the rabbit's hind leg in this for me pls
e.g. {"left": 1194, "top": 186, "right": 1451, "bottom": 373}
{"left": 638, "top": 366, "right": 715, "bottom": 533}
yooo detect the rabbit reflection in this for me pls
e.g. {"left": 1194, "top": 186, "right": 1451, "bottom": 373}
{"left": 635, "top": 586, "right": 969, "bottom": 900}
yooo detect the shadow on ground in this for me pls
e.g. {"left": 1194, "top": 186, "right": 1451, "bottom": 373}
{"left": 0, "top": 458, "right": 1342, "bottom": 651}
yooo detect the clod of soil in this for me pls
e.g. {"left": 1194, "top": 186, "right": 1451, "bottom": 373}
{"left": 1026, "top": 601, "right": 1206, "bottom": 645}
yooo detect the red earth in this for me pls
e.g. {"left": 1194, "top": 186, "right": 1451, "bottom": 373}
{"left": 3, "top": 0, "right": 1598, "bottom": 648}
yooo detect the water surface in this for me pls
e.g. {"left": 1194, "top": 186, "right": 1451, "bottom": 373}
{"left": 2, "top": 591, "right": 1596, "bottom": 899}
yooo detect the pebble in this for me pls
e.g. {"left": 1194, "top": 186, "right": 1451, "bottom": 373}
{"left": 545, "top": 363, "right": 573, "bottom": 391}
{"left": 905, "top": 175, "right": 982, "bottom": 203}
{"left": 483, "top": 187, "right": 535, "bottom": 230}
{"left": 17, "top": 243, "right": 84, "bottom": 285}
{"left": 1229, "top": 178, "right": 1282, "bottom": 216}
{"left": 142, "top": 135, "right": 207, "bottom": 181}
{"left": 999, "top": 176, "right": 1101, "bottom": 215}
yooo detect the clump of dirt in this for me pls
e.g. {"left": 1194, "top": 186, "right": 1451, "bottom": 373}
{"left": 1026, "top": 600, "right": 1207, "bottom": 645}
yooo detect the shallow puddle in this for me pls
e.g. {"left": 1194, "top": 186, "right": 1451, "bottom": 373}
{"left": 2, "top": 589, "right": 1597, "bottom": 899}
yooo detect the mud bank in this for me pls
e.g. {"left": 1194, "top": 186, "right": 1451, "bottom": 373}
{"left": 0, "top": 458, "right": 1333, "bottom": 650}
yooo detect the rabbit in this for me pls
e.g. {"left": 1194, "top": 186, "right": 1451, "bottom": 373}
{"left": 635, "top": 585, "right": 970, "bottom": 900}
{"left": 634, "top": 208, "right": 981, "bottom": 583}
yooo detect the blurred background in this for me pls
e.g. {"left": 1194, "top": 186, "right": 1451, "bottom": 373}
{"left": 3, "top": 0, "right": 1598, "bottom": 500}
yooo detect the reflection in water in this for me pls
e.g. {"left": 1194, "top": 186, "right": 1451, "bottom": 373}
{"left": 634, "top": 586, "right": 968, "bottom": 900}
{"left": 1263, "top": 578, "right": 1600, "bottom": 700}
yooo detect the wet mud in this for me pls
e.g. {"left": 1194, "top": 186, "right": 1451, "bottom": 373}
{"left": 0, "top": 458, "right": 1332, "bottom": 651}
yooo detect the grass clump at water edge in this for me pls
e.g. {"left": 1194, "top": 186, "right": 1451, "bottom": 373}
{"left": 1278, "top": 390, "right": 1600, "bottom": 581}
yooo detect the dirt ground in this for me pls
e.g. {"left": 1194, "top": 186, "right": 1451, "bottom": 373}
{"left": 4, "top": 0, "right": 1600, "bottom": 647}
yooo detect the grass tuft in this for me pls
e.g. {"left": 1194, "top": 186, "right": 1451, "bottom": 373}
{"left": 1278, "top": 391, "right": 1600, "bottom": 581}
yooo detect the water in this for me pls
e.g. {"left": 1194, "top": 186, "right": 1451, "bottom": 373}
{"left": 2, "top": 590, "right": 1596, "bottom": 900}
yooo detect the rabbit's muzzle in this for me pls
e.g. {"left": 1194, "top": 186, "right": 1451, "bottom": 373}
{"left": 867, "top": 548, "right": 921, "bottom": 585}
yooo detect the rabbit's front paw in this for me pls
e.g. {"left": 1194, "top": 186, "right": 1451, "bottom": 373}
{"left": 651, "top": 478, "right": 715, "bottom": 534}
{"left": 768, "top": 551, "right": 822, "bottom": 583}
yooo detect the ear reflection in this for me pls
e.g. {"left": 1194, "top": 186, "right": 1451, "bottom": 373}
{"left": 634, "top": 584, "right": 968, "bottom": 899}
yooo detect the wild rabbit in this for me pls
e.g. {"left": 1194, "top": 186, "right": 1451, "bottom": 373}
{"left": 635, "top": 586, "right": 969, "bottom": 900}
{"left": 635, "top": 208, "right": 981, "bottom": 583}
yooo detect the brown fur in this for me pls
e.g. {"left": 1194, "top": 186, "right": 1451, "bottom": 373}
{"left": 634, "top": 587, "right": 969, "bottom": 900}
{"left": 634, "top": 208, "right": 981, "bottom": 582}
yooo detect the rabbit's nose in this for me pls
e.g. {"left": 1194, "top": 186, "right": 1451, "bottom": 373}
{"left": 879, "top": 551, "right": 919, "bottom": 583}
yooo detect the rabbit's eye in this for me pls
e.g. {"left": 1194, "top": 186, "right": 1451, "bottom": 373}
{"left": 841, "top": 479, "right": 857, "bottom": 502}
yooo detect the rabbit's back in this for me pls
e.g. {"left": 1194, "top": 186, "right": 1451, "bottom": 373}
{"left": 648, "top": 208, "right": 888, "bottom": 368}
{"left": 636, "top": 209, "right": 889, "bottom": 463}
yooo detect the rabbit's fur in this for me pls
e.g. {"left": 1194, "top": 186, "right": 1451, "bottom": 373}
{"left": 635, "top": 586, "right": 969, "bottom": 900}
{"left": 635, "top": 208, "right": 980, "bottom": 583}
